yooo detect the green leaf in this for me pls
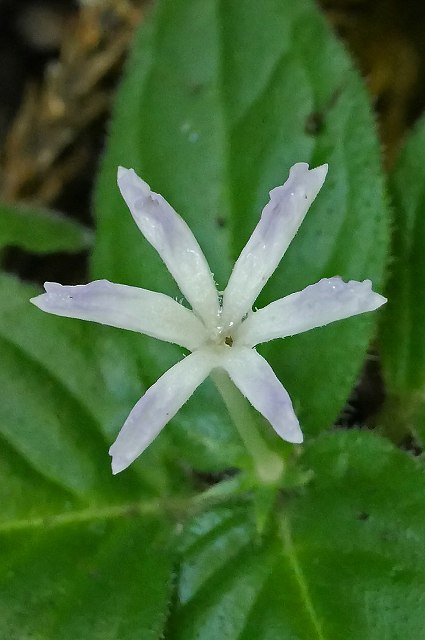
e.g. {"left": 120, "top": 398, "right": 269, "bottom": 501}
{"left": 0, "top": 273, "right": 179, "bottom": 638}
{"left": 93, "top": 0, "right": 389, "bottom": 463}
{"left": 0, "top": 509, "right": 174, "bottom": 640}
{"left": 0, "top": 272, "right": 177, "bottom": 495}
{"left": 0, "top": 202, "right": 93, "bottom": 253}
{"left": 170, "top": 431, "right": 425, "bottom": 639}
{"left": 381, "top": 115, "right": 425, "bottom": 395}
{"left": 0, "top": 274, "right": 129, "bottom": 494}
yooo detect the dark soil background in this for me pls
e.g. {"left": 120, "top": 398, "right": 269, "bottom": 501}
{"left": 1, "top": 0, "right": 425, "bottom": 436}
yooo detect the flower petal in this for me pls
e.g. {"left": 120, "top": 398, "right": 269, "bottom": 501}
{"left": 236, "top": 277, "right": 387, "bottom": 347}
{"left": 221, "top": 163, "right": 328, "bottom": 329}
{"left": 117, "top": 167, "right": 219, "bottom": 327}
{"left": 221, "top": 346, "right": 303, "bottom": 443}
{"left": 109, "top": 349, "right": 214, "bottom": 473}
{"left": 30, "top": 280, "right": 208, "bottom": 351}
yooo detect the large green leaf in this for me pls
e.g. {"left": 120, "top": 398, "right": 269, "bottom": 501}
{"left": 0, "top": 273, "right": 178, "bottom": 638}
{"left": 0, "top": 202, "right": 92, "bottom": 253}
{"left": 94, "top": 0, "right": 388, "bottom": 463}
{"left": 170, "top": 431, "right": 425, "bottom": 639}
{"left": 381, "top": 115, "right": 425, "bottom": 395}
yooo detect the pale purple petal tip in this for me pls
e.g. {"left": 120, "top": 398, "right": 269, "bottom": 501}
{"left": 237, "top": 277, "right": 387, "bottom": 347}
{"left": 30, "top": 280, "right": 207, "bottom": 350}
{"left": 108, "top": 349, "right": 214, "bottom": 474}
{"left": 116, "top": 166, "right": 219, "bottom": 326}
{"left": 117, "top": 165, "right": 127, "bottom": 181}
{"left": 117, "top": 166, "right": 150, "bottom": 204}
{"left": 221, "top": 162, "right": 329, "bottom": 327}
{"left": 30, "top": 282, "right": 62, "bottom": 312}
{"left": 110, "top": 452, "right": 128, "bottom": 475}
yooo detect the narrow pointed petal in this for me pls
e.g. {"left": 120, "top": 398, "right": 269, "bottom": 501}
{"left": 117, "top": 167, "right": 219, "bottom": 326}
{"left": 109, "top": 350, "right": 214, "bottom": 473}
{"left": 221, "top": 346, "right": 303, "bottom": 444}
{"left": 30, "top": 280, "right": 208, "bottom": 351}
{"left": 236, "top": 277, "right": 387, "bottom": 347}
{"left": 221, "top": 163, "right": 328, "bottom": 328}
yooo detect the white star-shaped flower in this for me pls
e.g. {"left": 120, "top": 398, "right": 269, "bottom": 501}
{"left": 31, "top": 163, "right": 386, "bottom": 474}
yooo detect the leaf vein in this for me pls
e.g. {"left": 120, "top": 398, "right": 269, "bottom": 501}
{"left": 280, "top": 514, "right": 327, "bottom": 640}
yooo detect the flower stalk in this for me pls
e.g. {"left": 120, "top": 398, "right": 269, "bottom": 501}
{"left": 211, "top": 369, "right": 284, "bottom": 485}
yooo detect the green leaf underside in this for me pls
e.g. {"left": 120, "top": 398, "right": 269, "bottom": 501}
{"left": 381, "top": 114, "right": 425, "bottom": 395}
{"left": 94, "top": 0, "right": 388, "bottom": 457}
{"left": 0, "top": 202, "right": 92, "bottom": 254}
{"left": 170, "top": 432, "right": 425, "bottom": 640}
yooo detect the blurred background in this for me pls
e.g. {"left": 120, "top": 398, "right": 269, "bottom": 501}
{"left": 1, "top": 0, "right": 425, "bottom": 433}
{"left": 2, "top": 0, "right": 425, "bottom": 272}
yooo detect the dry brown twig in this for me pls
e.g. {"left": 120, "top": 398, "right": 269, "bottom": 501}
{"left": 0, "top": 0, "right": 143, "bottom": 205}
{"left": 2, "top": 0, "right": 420, "bottom": 206}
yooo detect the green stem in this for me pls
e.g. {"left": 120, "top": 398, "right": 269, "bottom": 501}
{"left": 211, "top": 369, "right": 284, "bottom": 485}
{"left": 377, "top": 390, "right": 421, "bottom": 444}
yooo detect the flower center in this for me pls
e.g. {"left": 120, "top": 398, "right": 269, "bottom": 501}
{"left": 207, "top": 324, "right": 235, "bottom": 348}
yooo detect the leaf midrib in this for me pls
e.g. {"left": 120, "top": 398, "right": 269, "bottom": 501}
{"left": 280, "top": 514, "right": 327, "bottom": 640}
